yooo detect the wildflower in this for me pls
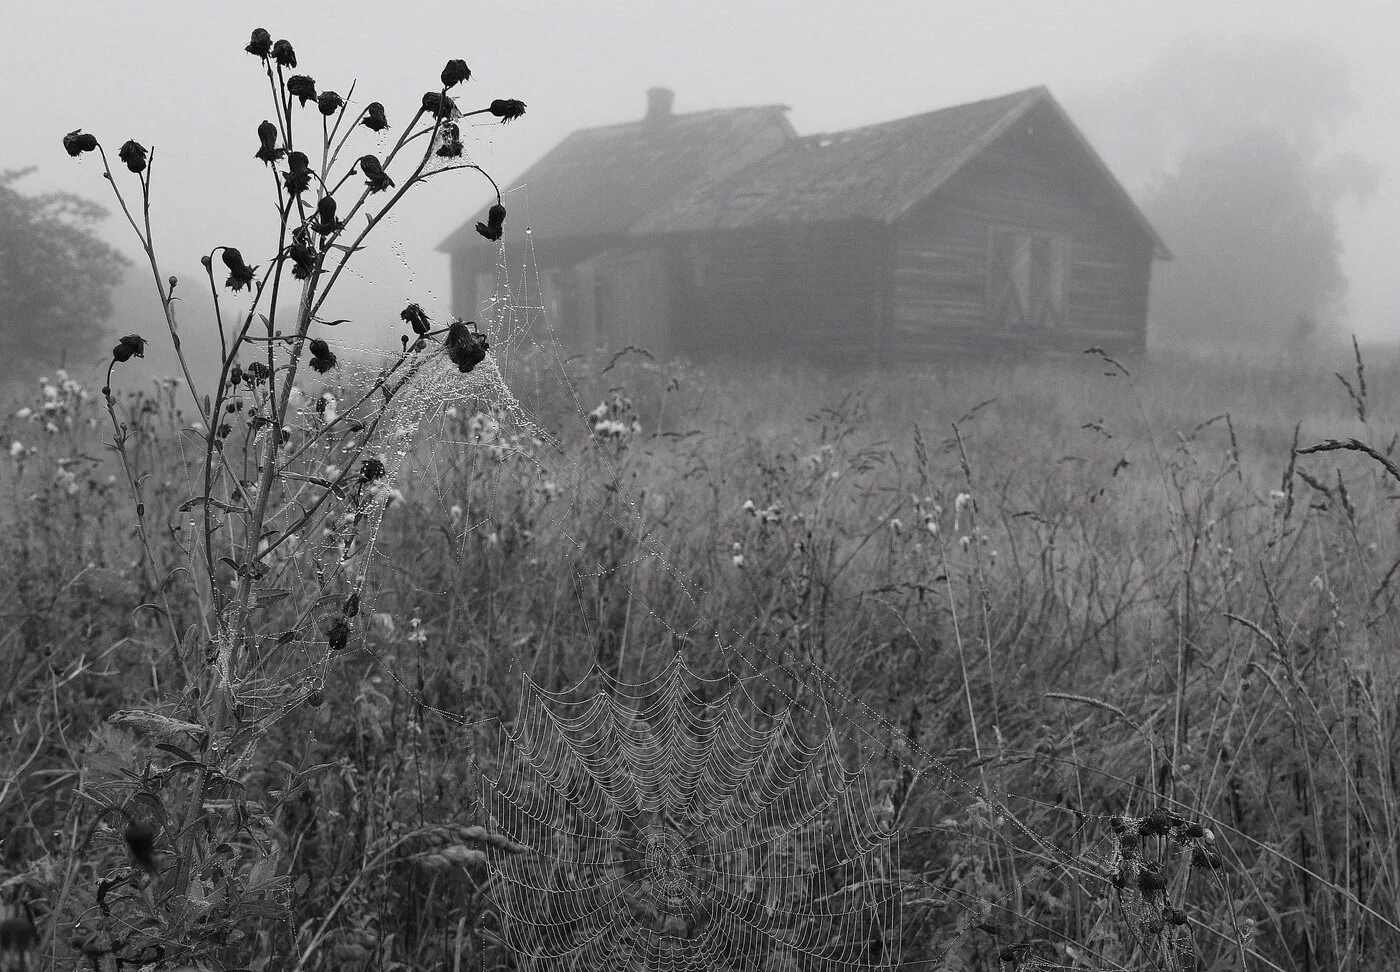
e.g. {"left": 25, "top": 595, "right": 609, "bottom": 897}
{"left": 360, "top": 456, "right": 385, "bottom": 483}
{"left": 440, "top": 58, "right": 472, "bottom": 87}
{"left": 271, "top": 38, "right": 297, "bottom": 68}
{"left": 888, "top": 517, "right": 903, "bottom": 533}
{"left": 742, "top": 499, "right": 755, "bottom": 514}
{"left": 8, "top": 442, "right": 23, "bottom": 458}
{"left": 311, "top": 195, "right": 340, "bottom": 235}
{"left": 317, "top": 90, "right": 344, "bottom": 116}
{"left": 283, "top": 150, "right": 311, "bottom": 194}
{"left": 955, "top": 492, "right": 972, "bottom": 514}
{"left": 421, "top": 91, "right": 457, "bottom": 120}
{"left": 326, "top": 617, "right": 350, "bottom": 651}
{"left": 254, "top": 120, "right": 284, "bottom": 164}
{"left": 111, "top": 334, "right": 147, "bottom": 362}
{"left": 959, "top": 535, "right": 972, "bottom": 552}
{"left": 286, "top": 240, "right": 316, "bottom": 279}
{"left": 308, "top": 338, "right": 337, "bottom": 373}
{"left": 124, "top": 821, "right": 159, "bottom": 874}
{"left": 118, "top": 140, "right": 147, "bottom": 173}
{"left": 14, "top": 408, "right": 31, "bottom": 419}
{"left": 287, "top": 75, "right": 317, "bottom": 107}
{"left": 731, "top": 542, "right": 744, "bottom": 568}
{"left": 358, "top": 154, "right": 394, "bottom": 193}
{"left": 221, "top": 247, "right": 257, "bottom": 291}
{"left": 245, "top": 27, "right": 272, "bottom": 59}
{"left": 475, "top": 203, "right": 506, "bottom": 241}
{"left": 489, "top": 98, "right": 526, "bottom": 123}
{"left": 361, "top": 101, "right": 389, "bottom": 132}
{"left": 62, "top": 130, "right": 98, "bottom": 157}
{"left": 435, "top": 122, "right": 463, "bottom": 158}
{"left": 443, "top": 320, "right": 489, "bottom": 374}
{"left": 450, "top": 503, "right": 464, "bottom": 525}
{"left": 400, "top": 302, "right": 431, "bottom": 335}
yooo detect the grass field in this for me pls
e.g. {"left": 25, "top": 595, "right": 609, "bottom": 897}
{"left": 3, "top": 342, "right": 1399, "bottom": 970}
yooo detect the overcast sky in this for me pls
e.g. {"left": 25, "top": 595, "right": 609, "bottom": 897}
{"left": 8, "top": 0, "right": 1397, "bottom": 379}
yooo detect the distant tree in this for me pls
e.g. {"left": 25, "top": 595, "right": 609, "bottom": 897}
{"left": 1143, "top": 129, "right": 1351, "bottom": 348}
{"left": 0, "top": 168, "right": 128, "bottom": 375}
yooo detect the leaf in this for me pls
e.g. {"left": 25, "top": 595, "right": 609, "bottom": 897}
{"left": 108, "top": 709, "right": 207, "bottom": 742}
{"left": 155, "top": 743, "right": 198, "bottom": 763}
{"left": 177, "top": 495, "right": 249, "bottom": 515}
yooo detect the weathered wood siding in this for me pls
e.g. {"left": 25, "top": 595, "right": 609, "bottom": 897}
{"left": 668, "top": 222, "right": 883, "bottom": 364}
{"left": 893, "top": 101, "right": 1154, "bottom": 357}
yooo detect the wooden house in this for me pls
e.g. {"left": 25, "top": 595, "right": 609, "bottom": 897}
{"left": 438, "top": 86, "right": 1169, "bottom": 363}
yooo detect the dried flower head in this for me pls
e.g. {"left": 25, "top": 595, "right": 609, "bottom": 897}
{"left": 475, "top": 202, "right": 506, "bottom": 242}
{"left": 361, "top": 101, "right": 389, "bottom": 132}
{"left": 312, "top": 195, "right": 340, "bottom": 236}
{"left": 287, "top": 75, "right": 318, "bottom": 106}
{"left": 308, "top": 338, "right": 337, "bottom": 374}
{"left": 325, "top": 617, "right": 350, "bottom": 652}
{"left": 421, "top": 91, "right": 457, "bottom": 120}
{"left": 360, "top": 456, "right": 386, "bottom": 482}
{"left": 440, "top": 59, "right": 472, "bottom": 87}
{"left": 444, "top": 320, "right": 489, "bottom": 374}
{"left": 343, "top": 592, "right": 360, "bottom": 616}
{"left": 255, "top": 119, "right": 284, "bottom": 164}
{"left": 489, "top": 98, "right": 526, "bottom": 123}
{"left": 358, "top": 154, "right": 394, "bottom": 193}
{"left": 400, "top": 302, "right": 431, "bottom": 335}
{"left": 124, "top": 820, "right": 159, "bottom": 873}
{"left": 245, "top": 27, "right": 272, "bottom": 59}
{"left": 317, "top": 90, "right": 344, "bottom": 117}
{"left": 283, "top": 150, "right": 312, "bottom": 195}
{"left": 271, "top": 38, "right": 297, "bottom": 68}
{"left": 118, "top": 140, "right": 147, "bottom": 173}
{"left": 287, "top": 241, "right": 317, "bottom": 279}
{"left": 62, "top": 130, "right": 98, "bottom": 157}
{"left": 112, "top": 334, "right": 147, "bottom": 362}
{"left": 435, "top": 123, "right": 463, "bottom": 159}
{"left": 221, "top": 247, "right": 257, "bottom": 291}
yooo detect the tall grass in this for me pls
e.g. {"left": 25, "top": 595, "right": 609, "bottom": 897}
{"left": 4, "top": 342, "right": 1400, "bottom": 969}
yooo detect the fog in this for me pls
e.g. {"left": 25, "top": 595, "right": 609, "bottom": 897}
{"left": 5, "top": 0, "right": 1397, "bottom": 382}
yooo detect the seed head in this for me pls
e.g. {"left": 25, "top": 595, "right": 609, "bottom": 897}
{"left": 118, "top": 140, "right": 147, "bottom": 173}
{"left": 325, "top": 617, "right": 350, "bottom": 652}
{"left": 317, "top": 90, "right": 344, "bottom": 117}
{"left": 343, "top": 592, "right": 360, "bottom": 616}
{"left": 308, "top": 339, "right": 337, "bottom": 374}
{"left": 287, "top": 240, "right": 317, "bottom": 279}
{"left": 221, "top": 247, "right": 258, "bottom": 292}
{"left": 400, "top": 302, "right": 431, "bottom": 335}
{"left": 283, "top": 150, "right": 312, "bottom": 195}
{"left": 124, "top": 820, "right": 159, "bottom": 873}
{"left": 287, "top": 75, "right": 318, "bottom": 107}
{"left": 444, "top": 321, "right": 489, "bottom": 374}
{"left": 308, "top": 687, "right": 325, "bottom": 706}
{"left": 421, "top": 91, "right": 458, "bottom": 120}
{"left": 1163, "top": 906, "right": 1189, "bottom": 927}
{"left": 489, "top": 98, "right": 526, "bottom": 123}
{"left": 441, "top": 59, "right": 472, "bottom": 87}
{"left": 254, "top": 120, "right": 284, "bottom": 164}
{"left": 312, "top": 195, "right": 341, "bottom": 236}
{"left": 62, "top": 130, "right": 98, "bottom": 157}
{"left": 271, "top": 38, "right": 297, "bottom": 68}
{"left": 361, "top": 101, "right": 390, "bottom": 132}
{"left": 1137, "top": 867, "right": 1168, "bottom": 895}
{"left": 360, "top": 457, "right": 386, "bottom": 483}
{"left": 358, "top": 154, "right": 394, "bottom": 193}
{"left": 112, "top": 334, "right": 147, "bottom": 363}
{"left": 475, "top": 203, "right": 506, "bottom": 242}
{"left": 245, "top": 28, "right": 273, "bottom": 59}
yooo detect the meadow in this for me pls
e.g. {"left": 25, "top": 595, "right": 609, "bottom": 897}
{"left": 3, "top": 339, "right": 1399, "bottom": 970}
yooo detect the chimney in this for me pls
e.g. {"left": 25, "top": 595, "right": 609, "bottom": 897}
{"left": 645, "top": 87, "right": 674, "bottom": 125}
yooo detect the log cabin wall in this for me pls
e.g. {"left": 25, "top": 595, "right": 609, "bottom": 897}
{"left": 667, "top": 222, "right": 883, "bottom": 364}
{"left": 892, "top": 102, "right": 1154, "bottom": 358}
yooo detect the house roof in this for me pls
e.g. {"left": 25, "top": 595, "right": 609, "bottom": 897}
{"left": 440, "top": 87, "right": 1168, "bottom": 259}
{"left": 635, "top": 87, "right": 1169, "bottom": 258}
{"left": 437, "top": 103, "right": 795, "bottom": 250}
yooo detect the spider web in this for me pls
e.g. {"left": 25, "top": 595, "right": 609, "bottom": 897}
{"left": 195, "top": 209, "right": 1229, "bottom": 970}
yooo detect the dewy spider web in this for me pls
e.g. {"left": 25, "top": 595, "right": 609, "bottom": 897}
{"left": 214, "top": 216, "right": 1228, "bottom": 970}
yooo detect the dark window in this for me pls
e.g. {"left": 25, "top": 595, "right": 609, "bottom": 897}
{"left": 986, "top": 227, "right": 1069, "bottom": 329}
